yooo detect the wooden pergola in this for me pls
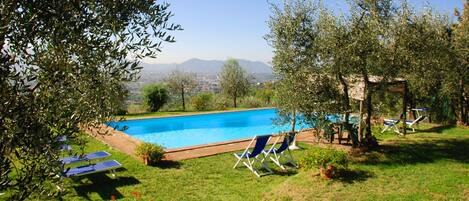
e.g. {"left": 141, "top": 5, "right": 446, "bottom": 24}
{"left": 345, "top": 75, "right": 408, "bottom": 137}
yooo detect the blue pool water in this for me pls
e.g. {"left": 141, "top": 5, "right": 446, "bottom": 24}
{"left": 108, "top": 108, "right": 309, "bottom": 149}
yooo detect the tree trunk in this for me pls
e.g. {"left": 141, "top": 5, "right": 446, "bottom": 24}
{"left": 291, "top": 110, "right": 296, "bottom": 133}
{"left": 365, "top": 83, "right": 373, "bottom": 139}
{"left": 401, "top": 83, "right": 408, "bottom": 135}
{"left": 459, "top": 79, "right": 467, "bottom": 125}
{"left": 338, "top": 74, "right": 355, "bottom": 146}
{"left": 289, "top": 110, "right": 301, "bottom": 150}
{"left": 233, "top": 96, "right": 237, "bottom": 108}
{"left": 181, "top": 87, "right": 185, "bottom": 111}
{"left": 358, "top": 100, "right": 364, "bottom": 142}
{"left": 338, "top": 74, "right": 351, "bottom": 123}
{"left": 409, "top": 94, "right": 416, "bottom": 120}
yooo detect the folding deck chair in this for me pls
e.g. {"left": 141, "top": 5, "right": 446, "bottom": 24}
{"left": 381, "top": 119, "right": 400, "bottom": 134}
{"left": 382, "top": 116, "right": 426, "bottom": 134}
{"left": 63, "top": 160, "right": 122, "bottom": 178}
{"left": 60, "top": 151, "right": 111, "bottom": 165}
{"left": 263, "top": 133, "right": 298, "bottom": 170}
{"left": 233, "top": 135, "right": 273, "bottom": 177}
{"left": 405, "top": 116, "right": 426, "bottom": 132}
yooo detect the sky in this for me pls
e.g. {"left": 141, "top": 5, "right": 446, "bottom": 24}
{"left": 145, "top": 0, "right": 465, "bottom": 64}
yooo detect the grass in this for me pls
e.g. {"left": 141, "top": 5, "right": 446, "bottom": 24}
{"left": 119, "top": 107, "right": 264, "bottom": 119}
{"left": 59, "top": 124, "right": 469, "bottom": 201}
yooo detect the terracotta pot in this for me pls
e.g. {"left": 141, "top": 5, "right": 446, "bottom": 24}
{"left": 319, "top": 165, "right": 335, "bottom": 179}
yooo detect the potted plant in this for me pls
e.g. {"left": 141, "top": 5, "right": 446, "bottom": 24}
{"left": 299, "top": 147, "right": 348, "bottom": 179}
{"left": 135, "top": 143, "right": 165, "bottom": 165}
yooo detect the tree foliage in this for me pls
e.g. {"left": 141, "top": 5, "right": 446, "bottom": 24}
{"left": 0, "top": 1, "right": 180, "bottom": 199}
{"left": 267, "top": 0, "right": 466, "bottom": 146}
{"left": 254, "top": 82, "right": 275, "bottom": 105}
{"left": 219, "top": 59, "right": 250, "bottom": 108}
{"left": 191, "top": 93, "right": 213, "bottom": 111}
{"left": 267, "top": 1, "right": 345, "bottom": 132}
{"left": 164, "top": 70, "right": 197, "bottom": 111}
{"left": 452, "top": 2, "right": 469, "bottom": 125}
{"left": 142, "top": 84, "right": 169, "bottom": 112}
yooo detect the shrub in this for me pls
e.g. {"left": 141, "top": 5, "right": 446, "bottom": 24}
{"left": 135, "top": 143, "right": 165, "bottom": 165}
{"left": 191, "top": 93, "right": 213, "bottom": 111}
{"left": 212, "top": 95, "right": 230, "bottom": 110}
{"left": 240, "top": 96, "right": 264, "bottom": 108}
{"left": 299, "top": 147, "right": 348, "bottom": 170}
{"left": 142, "top": 84, "right": 169, "bottom": 112}
{"left": 254, "top": 88, "right": 274, "bottom": 104}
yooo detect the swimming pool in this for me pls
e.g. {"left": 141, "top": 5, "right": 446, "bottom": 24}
{"left": 108, "top": 108, "right": 309, "bottom": 149}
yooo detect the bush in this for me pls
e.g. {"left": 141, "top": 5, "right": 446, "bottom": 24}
{"left": 239, "top": 96, "right": 264, "bottom": 108}
{"left": 254, "top": 88, "right": 274, "bottom": 104}
{"left": 299, "top": 147, "right": 348, "bottom": 170}
{"left": 135, "top": 143, "right": 165, "bottom": 165}
{"left": 142, "top": 84, "right": 169, "bottom": 112}
{"left": 191, "top": 93, "right": 213, "bottom": 111}
{"left": 212, "top": 94, "right": 230, "bottom": 110}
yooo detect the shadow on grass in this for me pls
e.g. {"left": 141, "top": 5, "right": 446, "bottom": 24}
{"left": 150, "top": 160, "right": 182, "bottom": 169}
{"left": 73, "top": 174, "right": 140, "bottom": 200}
{"left": 418, "top": 124, "right": 457, "bottom": 133}
{"left": 271, "top": 168, "right": 298, "bottom": 176}
{"left": 335, "top": 169, "right": 374, "bottom": 184}
{"left": 357, "top": 137, "right": 469, "bottom": 166}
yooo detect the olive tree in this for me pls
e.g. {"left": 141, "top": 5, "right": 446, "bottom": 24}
{"left": 452, "top": 3, "right": 469, "bottom": 125}
{"left": 219, "top": 59, "right": 250, "bottom": 108}
{"left": 0, "top": 1, "right": 180, "bottom": 199}
{"left": 142, "top": 84, "right": 169, "bottom": 112}
{"left": 267, "top": 0, "right": 455, "bottom": 147}
{"left": 267, "top": 1, "right": 345, "bottom": 148}
{"left": 164, "top": 70, "right": 197, "bottom": 111}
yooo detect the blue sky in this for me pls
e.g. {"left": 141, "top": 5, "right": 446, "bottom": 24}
{"left": 146, "top": 0, "right": 465, "bottom": 64}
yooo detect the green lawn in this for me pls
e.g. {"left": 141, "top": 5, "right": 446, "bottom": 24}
{"left": 61, "top": 124, "right": 469, "bottom": 201}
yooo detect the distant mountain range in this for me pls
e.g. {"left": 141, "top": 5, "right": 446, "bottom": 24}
{"left": 140, "top": 58, "right": 273, "bottom": 75}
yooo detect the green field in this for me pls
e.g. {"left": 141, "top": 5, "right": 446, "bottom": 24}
{"left": 60, "top": 124, "right": 469, "bottom": 201}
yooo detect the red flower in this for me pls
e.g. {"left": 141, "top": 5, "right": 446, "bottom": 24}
{"left": 131, "top": 191, "right": 141, "bottom": 199}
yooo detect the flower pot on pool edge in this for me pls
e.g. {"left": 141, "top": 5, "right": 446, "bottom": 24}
{"left": 319, "top": 165, "right": 334, "bottom": 179}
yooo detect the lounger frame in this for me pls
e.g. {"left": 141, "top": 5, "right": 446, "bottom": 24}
{"left": 263, "top": 134, "right": 297, "bottom": 170}
{"left": 233, "top": 135, "right": 273, "bottom": 177}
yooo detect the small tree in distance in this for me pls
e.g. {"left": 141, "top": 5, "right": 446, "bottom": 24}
{"left": 165, "top": 70, "right": 197, "bottom": 111}
{"left": 219, "top": 59, "right": 250, "bottom": 108}
{"left": 191, "top": 93, "right": 213, "bottom": 111}
{"left": 142, "top": 84, "right": 169, "bottom": 112}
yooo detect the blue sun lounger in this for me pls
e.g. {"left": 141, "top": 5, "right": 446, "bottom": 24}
{"left": 233, "top": 135, "right": 273, "bottom": 177}
{"left": 405, "top": 116, "right": 426, "bottom": 132}
{"left": 382, "top": 115, "right": 426, "bottom": 134}
{"left": 60, "top": 151, "right": 111, "bottom": 165}
{"left": 63, "top": 160, "right": 122, "bottom": 178}
{"left": 381, "top": 119, "right": 401, "bottom": 134}
{"left": 263, "top": 133, "right": 298, "bottom": 170}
